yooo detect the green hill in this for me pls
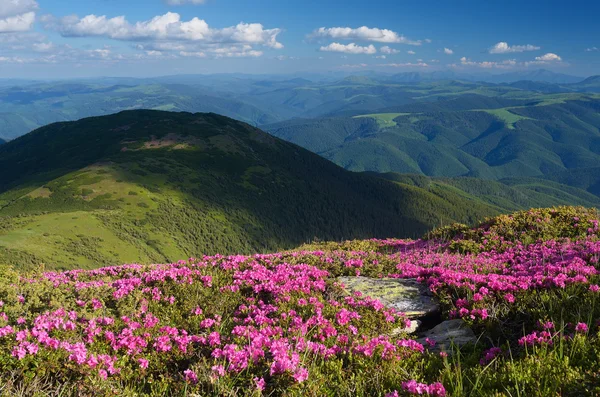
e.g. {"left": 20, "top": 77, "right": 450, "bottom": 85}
{"left": 0, "top": 110, "right": 500, "bottom": 270}
{"left": 1, "top": 110, "right": 598, "bottom": 271}
{"left": 264, "top": 96, "right": 600, "bottom": 185}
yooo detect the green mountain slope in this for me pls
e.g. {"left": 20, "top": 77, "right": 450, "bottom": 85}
{"left": 0, "top": 110, "right": 519, "bottom": 270}
{"left": 1, "top": 110, "right": 597, "bottom": 271}
{"left": 372, "top": 173, "right": 600, "bottom": 211}
{"left": 264, "top": 96, "right": 600, "bottom": 185}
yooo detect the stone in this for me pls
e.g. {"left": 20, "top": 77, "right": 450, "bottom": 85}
{"left": 416, "top": 319, "right": 477, "bottom": 352}
{"left": 392, "top": 319, "right": 421, "bottom": 335}
{"left": 337, "top": 276, "right": 440, "bottom": 318}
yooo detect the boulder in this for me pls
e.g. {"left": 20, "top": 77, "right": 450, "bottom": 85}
{"left": 416, "top": 319, "right": 477, "bottom": 352}
{"left": 337, "top": 276, "right": 440, "bottom": 318}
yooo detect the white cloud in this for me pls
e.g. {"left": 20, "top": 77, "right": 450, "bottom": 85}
{"left": 585, "top": 46, "right": 598, "bottom": 52}
{"left": 375, "top": 55, "right": 386, "bottom": 59}
{"left": 0, "top": 0, "right": 37, "bottom": 33}
{"left": 274, "top": 55, "right": 298, "bottom": 61}
{"left": 407, "top": 50, "right": 415, "bottom": 55}
{"left": 443, "top": 47, "right": 453, "bottom": 55}
{"left": 340, "top": 63, "right": 368, "bottom": 68}
{"left": 378, "top": 62, "right": 429, "bottom": 68}
{"left": 32, "top": 42, "right": 54, "bottom": 52}
{"left": 164, "top": 0, "right": 206, "bottom": 4}
{"left": 320, "top": 42, "right": 377, "bottom": 54}
{"left": 180, "top": 51, "right": 206, "bottom": 57}
{"left": 524, "top": 52, "right": 562, "bottom": 66}
{"left": 424, "top": 38, "right": 432, "bottom": 43}
{"left": 380, "top": 45, "right": 399, "bottom": 54}
{"left": 311, "top": 26, "right": 421, "bottom": 45}
{"left": 0, "top": 11, "right": 35, "bottom": 33}
{"left": 457, "top": 56, "right": 516, "bottom": 69}
{"left": 535, "top": 52, "right": 561, "bottom": 62}
{"left": 0, "top": 0, "right": 37, "bottom": 18}
{"left": 42, "top": 12, "right": 283, "bottom": 49}
{"left": 489, "top": 41, "right": 540, "bottom": 54}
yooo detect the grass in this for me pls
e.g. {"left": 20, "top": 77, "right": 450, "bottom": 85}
{"left": 473, "top": 108, "right": 533, "bottom": 129}
{"left": 354, "top": 113, "right": 410, "bottom": 128}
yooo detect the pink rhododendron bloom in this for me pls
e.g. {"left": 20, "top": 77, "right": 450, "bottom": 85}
{"left": 138, "top": 358, "right": 149, "bottom": 369}
{"left": 254, "top": 377, "right": 266, "bottom": 391}
{"left": 184, "top": 369, "right": 198, "bottom": 384}
{"left": 575, "top": 322, "right": 588, "bottom": 333}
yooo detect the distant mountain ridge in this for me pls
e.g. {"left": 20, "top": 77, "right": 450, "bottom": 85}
{"left": 0, "top": 71, "right": 598, "bottom": 141}
{"left": 264, "top": 95, "right": 600, "bottom": 197}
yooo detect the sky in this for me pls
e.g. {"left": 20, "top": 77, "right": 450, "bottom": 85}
{"left": 0, "top": 0, "right": 599, "bottom": 79}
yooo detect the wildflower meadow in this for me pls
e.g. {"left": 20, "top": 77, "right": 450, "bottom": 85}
{"left": 0, "top": 206, "right": 599, "bottom": 396}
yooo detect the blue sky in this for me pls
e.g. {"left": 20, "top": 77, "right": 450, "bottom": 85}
{"left": 0, "top": 0, "right": 599, "bottom": 78}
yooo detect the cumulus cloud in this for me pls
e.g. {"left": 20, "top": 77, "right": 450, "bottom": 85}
{"left": 585, "top": 46, "right": 598, "bottom": 52}
{"left": 489, "top": 41, "right": 540, "bottom": 54}
{"left": 0, "top": 12, "right": 35, "bottom": 33}
{"left": 340, "top": 63, "right": 368, "bottom": 68}
{"left": 524, "top": 52, "right": 562, "bottom": 66}
{"left": 0, "top": 0, "right": 37, "bottom": 33}
{"left": 375, "top": 55, "right": 386, "bottom": 59}
{"left": 457, "top": 56, "right": 516, "bottom": 69}
{"left": 535, "top": 52, "right": 561, "bottom": 62}
{"left": 320, "top": 42, "right": 377, "bottom": 54}
{"left": 310, "top": 26, "right": 421, "bottom": 45}
{"left": 41, "top": 12, "right": 284, "bottom": 50}
{"left": 0, "top": 0, "right": 37, "bottom": 18}
{"left": 32, "top": 42, "right": 54, "bottom": 52}
{"left": 380, "top": 46, "right": 399, "bottom": 54}
{"left": 443, "top": 47, "right": 453, "bottom": 55}
{"left": 407, "top": 50, "right": 415, "bottom": 55}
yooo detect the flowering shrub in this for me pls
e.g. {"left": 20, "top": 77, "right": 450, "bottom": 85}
{"left": 0, "top": 206, "right": 598, "bottom": 396}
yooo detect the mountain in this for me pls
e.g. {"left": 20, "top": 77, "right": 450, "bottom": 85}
{"left": 263, "top": 95, "right": 600, "bottom": 189}
{"left": 0, "top": 110, "right": 505, "bottom": 270}
{"left": 0, "top": 83, "right": 282, "bottom": 141}
{"left": 568, "top": 75, "right": 600, "bottom": 92}
{"left": 1, "top": 110, "right": 598, "bottom": 271}
{"left": 480, "top": 69, "right": 585, "bottom": 84}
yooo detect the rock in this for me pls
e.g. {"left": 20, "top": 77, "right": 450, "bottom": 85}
{"left": 337, "top": 276, "right": 440, "bottom": 318}
{"left": 392, "top": 319, "right": 421, "bottom": 335}
{"left": 416, "top": 319, "right": 477, "bottom": 352}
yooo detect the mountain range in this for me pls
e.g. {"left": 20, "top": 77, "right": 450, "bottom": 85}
{"left": 1, "top": 71, "right": 599, "bottom": 142}
{"left": 264, "top": 92, "right": 600, "bottom": 196}
{"left": 0, "top": 110, "right": 597, "bottom": 270}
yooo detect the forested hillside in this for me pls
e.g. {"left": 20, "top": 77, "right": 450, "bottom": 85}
{"left": 1, "top": 110, "right": 596, "bottom": 270}
{"left": 265, "top": 95, "right": 600, "bottom": 189}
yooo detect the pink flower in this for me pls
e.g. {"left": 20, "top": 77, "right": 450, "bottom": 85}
{"left": 590, "top": 285, "right": 600, "bottom": 293}
{"left": 138, "top": 358, "right": 149, "bottom": 369}
{"left": 293, "top": 368, "right": 309, "bottom": 383}
{"left": 184, "top": 369, "right": 198, "bottom": 384}
{"left": 254, "top": 377, "right": 266, "bottom": 391}
{"left": 98, "top": 369, "right": 108, "bottom": 380}
{"left": 575, "top": 322, "right": 588, "bottom": 333}
{"left": 480, "top": 347, "right": 502, "bottom": 365}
